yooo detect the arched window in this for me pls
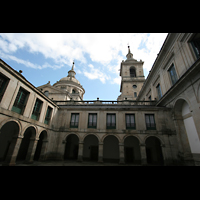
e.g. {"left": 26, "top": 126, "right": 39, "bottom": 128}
{"left": 130, "top": 67, "right": 136, "bottom": 77}
{"left": 72, "top": 89, "right": 76, "bottom": 94}
{"left": 44, "top": 91, "right": 49, "bottom": 97}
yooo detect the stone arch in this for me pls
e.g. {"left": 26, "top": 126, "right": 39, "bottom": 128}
{"left": 173, "top": 96, "right": 192, "bottom": 116}
{"left": 0, "top": 118, "right": 22, "bottom": 136}
{"left": 101, "top": 133, "right": 121, "bottom": 143}
{"left": 124, "top": 135, "right": 141, "bottom": 164}
{"left": 123, "top": 134, "right": 142, "bottom": 144}
{"left": 38, "top": 129, "right": 48, "bottom": 140}
{"left": 82, "top": 133, "right": 100, "bottom": 143}
{"left": 64, "top": 132, "right": 81, "bottom": 142}
{"left": 21, "top": 124, "right": 38, "bottom": 138}
{"left": 0, "top": 120, "right": 20, "bottom": 162}
{"left": 144, "top": 135, "right": 165, "bottom": 145}
{"left": 174, "top": 98, "right": 200, "bottom": 157}
{"left": 83, "top": 134, "right": 99, "bottom": 162}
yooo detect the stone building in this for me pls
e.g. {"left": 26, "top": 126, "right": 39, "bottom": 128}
{"left": 0, "top": 33, "right": 199, "bottom": 166}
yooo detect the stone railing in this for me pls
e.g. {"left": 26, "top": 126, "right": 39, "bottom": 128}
{"left": 53, "top": 99, "right": 157, "bottom": 106}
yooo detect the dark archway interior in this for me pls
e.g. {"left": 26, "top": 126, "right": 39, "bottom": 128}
{"left": 16, "top": 127, "right": 36, "bottom": 161}
{"left": 124, "top": 136, "right": 141, "bottom": 164}
{"left": 103, "top": 136, "right": 119, "bottom": 163}
{"left": 64, "top": 134, "right": 79, "bottom": 160}
{"left": 34, "top": 131, "right": 47, "bottom": 161}
{"left": 83, "top": 135, "right": 99, "bottom": 161}
{"left": 0, "top": 121, "right": 19, "bottom": 162}
{"left": 145, "top": 137, "right": 164, "bottom": 165}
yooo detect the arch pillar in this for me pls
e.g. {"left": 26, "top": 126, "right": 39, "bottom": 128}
{"left": 38, "top": 140, "right": 48, "bottom": 161}
{"left": 4, "top": 135, "right": 23, "bottom": 166}
{"left": 98, "top": 142, "right": 103, "bottom": 163}
{"left": 140, "top": 143, "right": 147, "bottom": 166}
{"left": 77, "top": 142, "right": 84, "bottom": 162}
{"left": 25, "top": 138, "right": 39, "bottom": 164}
{"left": 119, "top": 142, "right": 125, "bottom": 164}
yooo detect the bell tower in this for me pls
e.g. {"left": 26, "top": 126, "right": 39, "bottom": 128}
{"left": 117, "top": 46, "right": 145, "bottom": 101}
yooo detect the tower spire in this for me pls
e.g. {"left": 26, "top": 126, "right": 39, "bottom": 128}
{"left": 71, "top": 60, "right": 75, "bottom": 71}
{"left": 126, "top": 45, "right": 133, "bottom": 60}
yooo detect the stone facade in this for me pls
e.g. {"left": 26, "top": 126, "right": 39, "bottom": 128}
{"left": 0, "top": 33, "right": 200, "bottom": 166}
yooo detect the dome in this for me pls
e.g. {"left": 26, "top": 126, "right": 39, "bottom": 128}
{"left": 59, "top": 76, "right": 80, "bottom": 85}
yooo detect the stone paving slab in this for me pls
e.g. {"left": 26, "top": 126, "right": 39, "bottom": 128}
{"left": 1, "top": 160, "right": 141, "bottom": 166}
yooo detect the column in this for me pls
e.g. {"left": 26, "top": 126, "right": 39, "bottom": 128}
{"left": 4, "top": 136, "right": 23, "bottom": 166}
{"left": 161, "top": 144, "right": 167, "bottom": 166}
{"left": 98, "top": 142, "right": 103, "bottom": 163}
{"left": 140, "top": 143, "right": 147, "bottom": 166}
{"left": 77, "top": 142, "right": 83, "bottom": 162}
{"left": 25, "top": 138, "right": 39, "bottom": 164}
{"left": 119, "top": 142, "right": 125, "bottom": 164}
{"left": 38, "top": 140, "right": 48, "bottom": 161}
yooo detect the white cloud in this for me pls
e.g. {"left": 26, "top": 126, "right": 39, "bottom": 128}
{"left": 0, "top": 33, "right": 168, "bottom": 80}
{"left": 83, "top": 64, "right": 110, "bottom": 84}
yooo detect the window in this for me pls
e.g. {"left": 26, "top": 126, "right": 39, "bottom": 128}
{"left": 134, "top": 92, "right": 137, "bottom": 97}
{"left": 130, "top": 67, "right": 136, "bottom": 77}
{"left": 70, "top": 113, "right": 79, "bottom": 128}
{"left": 145, "top": 114, "right": 156, "bottom": 130}
{"left": 133, "top": 85, "right": 137, "bottom": 88}
{"left": 191, "top": 35, "right": 200, "bottom": 59}
{"left": 0, "top": 72, "right": 10, "bottom": 102}
{"left": 44, "top": 91, "right": 49, "bottom": 97}
{"left": 31, "top": 98, "right": 43, "bottom": 120}
{"left": 12, "top": 87, "right": 29, "bottom": 114}
{"left": 88, "top": 113, "right": 97, "bottom": 128}
{"left": 72, "top": 89, "right": 76, "bottom": 94}
{"left": 156, "top": 84, "right": 162, "bottom": 100}
{"left": 107, "top": 113, "right": 116, "bottom": 129}
{"left": 126, "top": 114, "right": 136, "bottom": 129}
{"left": 168, "top": 64, "right": 178, "bottom": 86}
{"left": 44, "top": 106, "right": 52, "bottom": 125}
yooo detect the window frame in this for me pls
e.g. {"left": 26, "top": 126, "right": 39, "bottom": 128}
{"left": 0, "top": 72, "right": 10, "bottom": 103}
{"left": 70, "top": 113, "right": 79, "bottom": 128}
{"left": 125, "top": 114, "right": 136, "bottom": 130}
{"left": 145, "top": 114, "right": 156, "bottom": 130}
{"left": 168, "top": 63, "right": 178, "bottom": 86}
{"left": 12, "top": 87, "right": 29, "bottom": 115}
{"left": 106, "top": 113, "right": 116, "bottom": 129}
{"left": 156, "top": 84, "right": 162, "bottom": 100}
{"left": 44, "top": 106, "right": 53, "bottom": 125}
{"left": 88, "top": 113, "right": 97, "bottom": 129}
{"left": 31, "top": 98, "right": 43, "bottom": 121}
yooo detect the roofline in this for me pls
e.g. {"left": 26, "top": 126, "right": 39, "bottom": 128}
{"left": 0, "top": 58, "right": 59, "bottom": 108}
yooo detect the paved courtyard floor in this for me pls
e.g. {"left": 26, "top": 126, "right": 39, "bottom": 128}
{"left": 1, "top": 160, "right": 142, "bottom": 166}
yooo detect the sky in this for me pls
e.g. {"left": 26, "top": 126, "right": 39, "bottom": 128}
{"left": 0, "top": 33, "right": 168, "bottom": 100}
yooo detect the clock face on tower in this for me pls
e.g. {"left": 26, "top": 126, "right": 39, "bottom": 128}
{"left": 133, "top": 85, "right": 137, "bottom": 88}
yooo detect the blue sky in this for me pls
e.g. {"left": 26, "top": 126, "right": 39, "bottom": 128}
{"left": 0, "top": 33, "right": 167, "bottom": 100}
